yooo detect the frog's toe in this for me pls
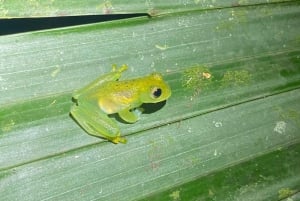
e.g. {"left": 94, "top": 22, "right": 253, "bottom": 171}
{"left": 111, "top": 135, "right": 127, "bottom": 144}
{"left": 133, "top": 108, "right": 144, "bottom": 119}
{"left": 111, "top": 64, "right": 128, "bottom": 73}
{"left": 119, "top": 64, "right": 128, "bottom": 72}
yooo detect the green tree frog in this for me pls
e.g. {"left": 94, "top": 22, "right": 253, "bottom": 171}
{"left": 71, "top": 65, "right": 172, "bottom": 144}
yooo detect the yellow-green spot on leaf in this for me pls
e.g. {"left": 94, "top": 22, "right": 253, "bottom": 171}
{"left": 0, "top": 0, "right": 8, "bottom": 17}
{"left": 294, "top": 35, "right": 300, "bottom": 44}
{"left": 260, "top": 6, "right": 273, "bottom": 17}
{"left": 98, "top": 0, "right": 113, "bottom": 14}
{"left": 208, "top": 189, "right": 214, "bottom": 197}
{"left": 0, "top": 169, "right": 16, "bottom": 180}
{"left": 1, "top": 119, "right": 15, "bottom": 132}
{"left": 284, "top": 110, "right": 300, "bottom": 128}
{"left": 194, "top": 0, "right": 201, "bottom": 4}
{"left": 221, "top": 69, "right": 251, "bottom": 88}
{"left": 216, "top": 8, "right": 248, "bottom": 31}
{"left": 182, "top": 154, "right": 200, "bottom": 168}
{"left": 169, "top": 190, "right": 180, "bottom": 201}
{"left": 49, "top": 99, "right": 57, "bottom": 106}
{"left": 234, "top": 9, "right": 248, "bottom": 23}
{"left": 51, "top": 66, "right": 61, "bottom": 77}
{"left": 274, "top": 107, "right": 300, "bottom": 128}
{"left": 155, "top": 44, "right": 168, "bottom": 50}
{"left": 216, "top": 21, "right": 234, "bottom": 31}
{"left": 148, "top": 139, "right": 164, "bottom": 170}
{"left": 21, "top": 0, "right": 55, "bottom": 17}
{"left": 278, "top": 188, "right": 296, "bottom": 199}
{"left": 182, "top": 65, "right": 212, "bottom": 96}
{"left": 238, "top": 0, "right": 249, "bottom": 6}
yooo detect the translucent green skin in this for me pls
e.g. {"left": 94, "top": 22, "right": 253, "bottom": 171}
{"left": 71, "top": 65, "right": 171, "bottom": 144}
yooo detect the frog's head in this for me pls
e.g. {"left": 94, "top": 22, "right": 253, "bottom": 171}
{"left": 140, "top": 73, "right": 171, "bottom": 103}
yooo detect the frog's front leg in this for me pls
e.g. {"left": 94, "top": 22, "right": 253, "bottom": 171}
{"left": 118, "top": 108, "right": 144, "bottom": 123}
{"left": 71, "top": 102, "right": 127, "bottom": 144}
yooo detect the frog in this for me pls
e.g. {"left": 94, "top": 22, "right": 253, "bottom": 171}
{"left": 70, "top": 64, "right": 172, "bottom": 144}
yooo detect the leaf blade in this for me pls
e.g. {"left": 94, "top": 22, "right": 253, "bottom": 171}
{"left": 0, "top": 2, "right": 300, "bottom": 201}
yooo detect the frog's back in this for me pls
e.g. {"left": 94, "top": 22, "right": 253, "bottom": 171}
{"left": 95, "top": 80, "right": 141, "bottom": 114}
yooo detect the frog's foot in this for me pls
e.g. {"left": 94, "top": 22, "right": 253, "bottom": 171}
{"left": 110, "top": 135, "right": 127, "bottom": 144}
{"left": 112, "top": 64, "right": 128, "bottom": 73}
{"left": 119, "top": 108, "right": 143, "bottom": 123}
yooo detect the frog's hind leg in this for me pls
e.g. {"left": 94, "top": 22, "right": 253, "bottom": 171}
{"left": 70, "top": 104, "right": 127, "bottom": 144}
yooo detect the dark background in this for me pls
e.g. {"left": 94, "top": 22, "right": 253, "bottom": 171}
{"left": 0, "top": 14, "right": 146, "bottom": 35}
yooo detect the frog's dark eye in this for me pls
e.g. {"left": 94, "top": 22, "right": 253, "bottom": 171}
{"left": 151, "top": 87, "right": 162, "bottom": 98}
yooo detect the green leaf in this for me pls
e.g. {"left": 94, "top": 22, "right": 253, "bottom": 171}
{"left": 0, "top": 0, "right": 297, "bottom": 17}
{"left": 1, "top": 1, "right": 300, "bottom": 200}
{"left": 140, "top": 143, "right": 300, "bottom": 201}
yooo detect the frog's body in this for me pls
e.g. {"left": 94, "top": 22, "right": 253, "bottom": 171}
{"left": 71, "top": 65, "right": 171, "bottom": 144}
